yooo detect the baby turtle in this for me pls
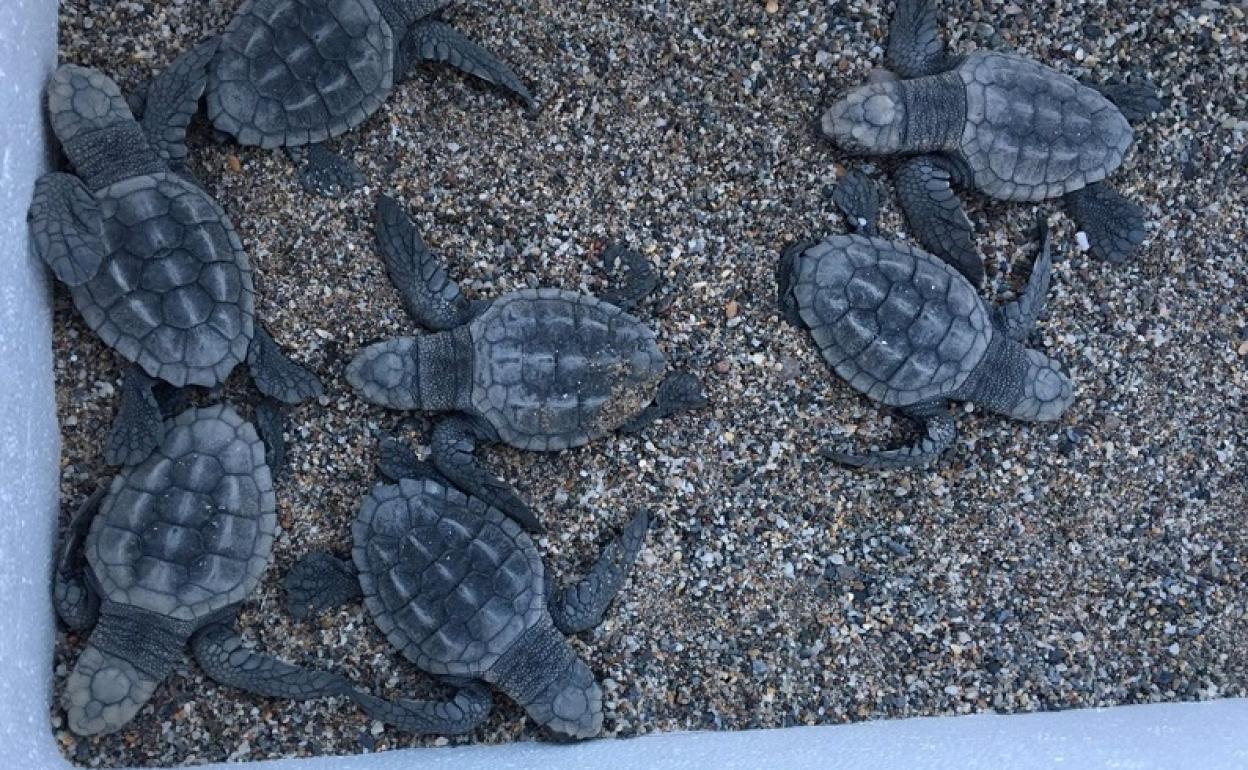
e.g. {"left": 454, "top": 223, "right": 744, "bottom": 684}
{"left": 28, "top": 58, "right": 322, "bottom": 466}
{"left": 53, "top": 404, "right": 352, "bottom": 736}
{"left": 203, "top": 0, "right": 536, "bottom": 195}
{"left": 346, "top": 197, "right": 705, "bottom": 531}
{"left": 777, "top": 171, "right": 1074, "bottom": 469}
{"left": 822, "top": 0, "right": 1161, "bottom": 278}
{"left": 284, "top": 444, "right": 649, "bottom": 739}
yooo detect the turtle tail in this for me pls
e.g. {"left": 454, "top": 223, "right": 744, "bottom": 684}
{"left": 490, "top": 620, "right": 603, "bottom": 740}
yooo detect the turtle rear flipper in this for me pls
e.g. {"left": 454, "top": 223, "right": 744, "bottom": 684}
{"left": 377, "top": 434, "right": 455, "bottom": 486}
{"left": 1095, "top": 79, "right": 1163, "bottom": 124}
{"left": 404, "top": 19, "right": 535, "bottom": 110}
{"left": 29, "top": 173, "right": 106, "bottom": 286}
{"left": 832, "top": 169, "right": 882, "bottom": 236}
{"left": 290, "top": 144, "right": 364, "bottom": 197}
{"left": 619, "top": 372, "right": 706, "bottom": 434}
{"left": 283, "top": 551, "right": 363, "bottom": 620}
{"left": 53, "top": 487, "right": 107, "bottom": 632}
{"left": 247, "top": 325, "right": 324, "bottom": 404}
{"left": 823, "top": 404, "right": 956, "bottom": 470}
{"left": 106, "top": 367, "right": 165, "bottom": 466}
{"left": 375, "top": 195, "right": 473, "bottom": 330}
{"left": 430, "top": 417, "right": 541, "bottom": 532}
{"left": 191, "top": 621, "right": 354, "bottom": 700}
{"left": 993, "top": 214, "right": 1053, "bottom": 341}
{"left": 1064, "top": 181, "right": 1145, "bottom": 264}
{"left": 895, "top": 155, "right": 983, "bottom": 286}
{"left": 352, "top": 681, "right": 492, "bottom": 736}
{"left": 597, "top": 243, "right": 659, "bottom": 310}
{"left": 139, "top": 38, "right": 220, "bottom": 170}
{"left": 253, "top": 399, "right": 286, "bottom": 473}
{"left": 886, "top": 0, "right": 955, "bottom": 78}
{"left": 550, "top": 511, "right": 650, "bottom": 635}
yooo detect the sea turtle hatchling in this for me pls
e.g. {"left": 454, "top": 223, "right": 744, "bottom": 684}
{"left": 346, "top": 196, "right": 706, "bottom": 531}
{"left": 199, "top": 0, "right": 536, "bottom": 195}
{"left": 28, "top": 57, "right": 322, "bottom": 467}
{"left": 821, "top": 0, "right": 1162, "bottom": 280}
{"left": 776, "top": 171, "right": 1075, "bottom": 469}
{"left": 53, "top": 405, "right": 353, "bottom": 736}
{"left": 283, "top": 442, "right": 650, "bottom": 739}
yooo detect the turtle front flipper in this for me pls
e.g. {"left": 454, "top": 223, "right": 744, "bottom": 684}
{"left": 289, "top": 144, "right": 364, "bottom": 197}
{"left": 597, "top": 243, "right": 659, "bottom": 311}
{"left": 53, "top": 487, "right": 107, "bottom": 632}
{"left": 823, "top": 403, "right": 956, "bottom": 470}
{"left": 283, "top": 552, "right": 363, "bottom": 620}
{"left": 139, "top": 38, "right": 220, "bottom": 171}
{"left": 895, "top": 155, "right": 984, "bottom": 286}
{"left": 430, "top": 416, "right": 542, "bottom": 532}
{"left": 886, "top": 0, "right": 956, "bottom": 78}
{"left": 106, "top": 367, "right": 165, "bottom": 466}
{"left": 352, "top": 680, "right": 492, "bottom": 736}
{"left": 1064, "top": 181, "right": 1146, "bottom": 264}
{"left": 550, "top": 511, "right": 649, "bottom": 635}
{"left": 375, "top": 195, "right": 473, "bottom": 330}
{"left": 247, "top": 325, "right": 324, "bottom": 404}
{"left": 993, "top": 214, "right": 1053, "bottom": 342}
{"left": 190, "top": 621, "right": 355, "bottom": 700}
{"left": 1094, "top": 79, "right": 1163, "bottom": 125}
{"left": 619, "top": 372, "right": 707, "bottom": 434}
{"left": 28, "top": 173, "right": 106, "bottom": 286}
{"left": 403, "top": 19, "right": 535, "bottom": 110}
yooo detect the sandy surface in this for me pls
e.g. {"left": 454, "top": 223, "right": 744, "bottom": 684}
{"left": 50, "top": 0, "right": 1246, "bottom": 765}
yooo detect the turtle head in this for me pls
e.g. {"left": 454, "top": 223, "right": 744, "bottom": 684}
{"left": 47, "top": 65, "right": 135, "bottom": 147}
{"left": 1008, "top": 349, "right": 1075, "bottom": 422}
{"left": 63, "top": 642, "right": 162, "bottom": 736}
{"left": 346, "top": 338, "right": 424, "bottom": 411}
{"left": 525, "top": 654, "right": 604, "bottom": 741}
{"left": 821, "top": 79, "right": 906, "bottom": 155}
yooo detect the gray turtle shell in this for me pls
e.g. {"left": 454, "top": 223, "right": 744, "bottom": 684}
{"left": 353, "top": 478, "right": 545, "bottom": 678}
{"left": 467, "top": 289, "right": 667, "bottom": 451}
{"left": 86, "top": 404, "right": 276, "bottom": 622}
{"left": 956, "top": 52, "right": 1132, "bottom": 202}
{"left": 208, "top": 0, "right": 395, "bottom": 148}
{"left": 71, "top": 172, "right": 256, "bottom": 388}
{"left": 791, "top": 234, "right": 992, "bottom": 407}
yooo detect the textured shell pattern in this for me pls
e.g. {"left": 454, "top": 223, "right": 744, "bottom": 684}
{"left": 208, "top": 0, "right": 395, "bottom": 148}
{"left": 468, "top": 289, "right": 667, "bottom": 451}
{"left": 792, "top": 235, "right": 992, "bottom": 407}
{"left": 353, "top": 478, "right": 546, "bottom": 678}
{"left": 958, "top": 52, "right": 1133, "bottom": 202}
{"left": 70, "top": 173, "right": 255, "bottom": 389}
{"left": 86, "top": 405, "right": 276, "bottom": 622}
